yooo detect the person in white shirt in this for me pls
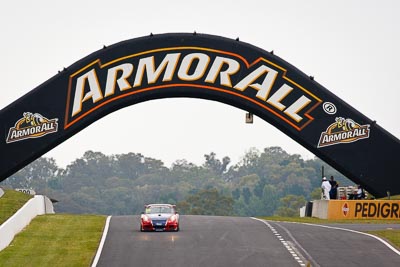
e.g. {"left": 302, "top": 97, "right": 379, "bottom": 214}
{"left": 321, "top": 177, "right": 332, "bottom": 200}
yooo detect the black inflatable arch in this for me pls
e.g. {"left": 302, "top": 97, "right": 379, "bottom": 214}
{"left": 1, "top": 33, "right": 399, "bottom": 197}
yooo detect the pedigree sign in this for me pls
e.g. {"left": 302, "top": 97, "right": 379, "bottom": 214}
{"left": 64, "top": 47, "right": 322, "bottom": 130}
{"left": 328, "top": 200, "right": 400, "bottom": 220}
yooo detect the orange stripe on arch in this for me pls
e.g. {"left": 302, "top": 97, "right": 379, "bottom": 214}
{"left": 64, "top": 46, "right": 322, "bottom": 130}
{"left": 64, "top": 47, "right": 251, "bottom": 128}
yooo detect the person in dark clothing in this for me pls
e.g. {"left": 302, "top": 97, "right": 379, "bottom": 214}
{"left": 329, "top": 176, "right": 338, "bottom": 200}
{"left": 357, "top": 185, "right": 366, "bottom": 199}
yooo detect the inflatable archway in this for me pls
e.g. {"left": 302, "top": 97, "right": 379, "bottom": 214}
{"left": 1, "top": 33, "right": 399, "bottom": 197}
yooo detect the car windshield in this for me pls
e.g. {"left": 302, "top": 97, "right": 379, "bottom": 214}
{"left": 145, "top": 206, "right": 173, "bottom": 214}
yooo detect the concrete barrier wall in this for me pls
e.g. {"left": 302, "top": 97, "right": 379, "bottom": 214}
{"left": 312, "top": 200, "right": 329, "bottom": 219}
{"left": 299, "top": 206, "right": 306, "bottom": 217}
{"left": 0, "top": 195, "right": 54, "bottom": 251}
{"left": 44, "top": 196, "right": 54, "bottom": 214}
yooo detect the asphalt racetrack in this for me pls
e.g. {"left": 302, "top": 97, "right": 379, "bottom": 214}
{"left": 96, "top": 215, "right": 400, "bottom": 267}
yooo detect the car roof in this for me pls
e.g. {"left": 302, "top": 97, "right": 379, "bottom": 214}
{"left": 145, "top": 204, "right": 175, "bottom": 207}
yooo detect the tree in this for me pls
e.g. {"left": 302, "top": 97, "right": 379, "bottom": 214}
{"left": 0, "top": 146, "right": 356, "bottom": 217}
{"left": 262, "top": 185, "right": 279, "bottom": 216}
{"left": 114, "top": 153, "right": 146, "bottom": 180}
{"left": 232, "top": 188, "right": 240, "bottom": 200}
{"left": 310, "top": 187, "right": 323, "bottom": 200}
{"left": 242, "top": 187, "right": 251, "bottom": 204}
{"left": 1, "top": 157, "right": 60, "bottom": 190}
{"left": 275, "top": 195, "right": 306, "bottom": 217}
{"left": 177, "top": 188, "right": 234, "bottom": 216}
{"left": 203, "top": 152, "right": 230, "bottom": 175}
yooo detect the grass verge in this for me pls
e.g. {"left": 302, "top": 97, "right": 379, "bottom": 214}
{"left": 366, "top": 229, "right": 400, "bottom": 249}
{"left": 380, "top": 195, "right": 400, "bottom": 200}
{"left": 0, "top": 189, "right": 33, "bottom": 225}
{"left": 0, "top": 214, "right": 106, "bottom": 267}
{"left": 259, "top": 216, "right": 400, "bottom": 249}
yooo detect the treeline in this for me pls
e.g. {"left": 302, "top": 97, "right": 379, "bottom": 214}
{"left": 0, "top": 147, "right": 353, "bottom": 217}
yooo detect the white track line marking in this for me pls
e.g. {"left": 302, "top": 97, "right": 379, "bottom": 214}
{"left": 251, "top": 217, "right": 309, "bottom": 266}
{"left": 91, "top": 215, "right": 112, "bottom": 267}
{"left": 298, "top": 222, "right": 400, "bottom": 256}
{"left": 272, "top": 221, "right": 320, "bottom": 267}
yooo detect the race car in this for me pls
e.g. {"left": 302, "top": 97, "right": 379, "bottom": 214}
{"left": 140, "top": 204, "right": 180, "bottom": 232}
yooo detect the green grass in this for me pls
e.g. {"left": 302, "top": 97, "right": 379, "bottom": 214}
{"left": 0, "top": 214, "right": 106, "bottom": 267}
{"left": 366, "top": 229, "right": 400, "bottom": 249}
{"left": 0, "top": 191, "right": 397, "bottom": 265}
{"left": 379, "top": 195, "right": 400, "bottom": 200}
{"left": 0, "top": 189, "right": 33, "bottom": 225}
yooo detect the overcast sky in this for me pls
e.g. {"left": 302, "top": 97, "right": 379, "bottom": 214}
{"left": 1, "top": 0, "right": 399, "bottom": 168}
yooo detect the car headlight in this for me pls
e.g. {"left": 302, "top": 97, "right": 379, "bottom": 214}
{"left": 167, "top": 215, "right": 177, "bottom": 224}
{"left": 141, "top": 214, "right": 151, "bottom": 223}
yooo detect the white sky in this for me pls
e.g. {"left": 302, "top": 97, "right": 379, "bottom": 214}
{"left": 1, "top": 0, "right": 399, "bottom": 168}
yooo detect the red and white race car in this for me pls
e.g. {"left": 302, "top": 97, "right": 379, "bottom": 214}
{"left": 140, "top": 204, "right": 180, "bottom": 232}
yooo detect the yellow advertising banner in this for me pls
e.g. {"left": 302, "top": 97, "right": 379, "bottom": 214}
{"left": 328, "top": 200, "right": 400, "bottom": 220}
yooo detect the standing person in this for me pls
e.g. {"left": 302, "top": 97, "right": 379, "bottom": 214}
{"left": 329, "top": 176, "right": 338, "bottom": 199}
{"left": 357, "top": 185, "right": 365, "bottom": 199}
{"left": 321, "top": 177, "right": 331, "bottom": 200}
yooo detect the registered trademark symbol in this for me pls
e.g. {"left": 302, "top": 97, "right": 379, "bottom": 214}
{"left": 323, "top": 102, "right": 337, "bottom": 115}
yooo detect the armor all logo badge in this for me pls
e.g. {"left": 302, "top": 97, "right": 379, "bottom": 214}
{"left": 6, "top": 112, "right": 58, "bottom": 143}
{"left": 318, "top": 117, "right": 370, "bottom": 148}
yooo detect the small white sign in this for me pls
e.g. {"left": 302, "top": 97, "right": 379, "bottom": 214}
{"left": 15, "top": 188, "right": 36, "bottom": 195}
{"left": 323, "top": 102, "right": 337, "bottom": 115}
